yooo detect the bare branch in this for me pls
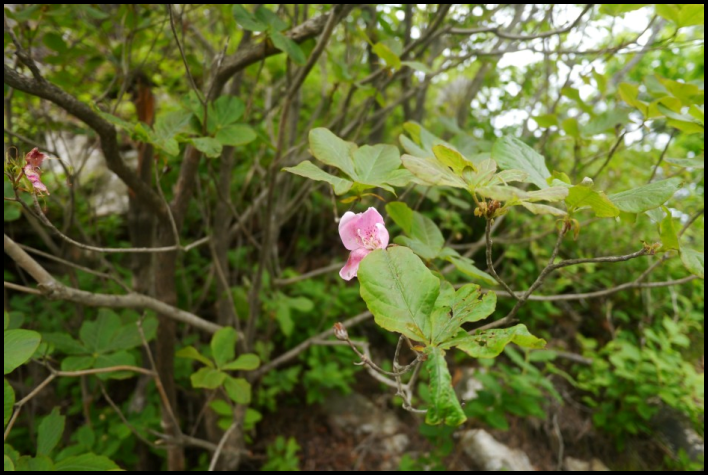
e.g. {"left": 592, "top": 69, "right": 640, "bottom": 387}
{"left": 4, "top": 234, "right": 222, "bottom": 334}
{"left": 449, "top": 4, "right": 594, "bottom": 40}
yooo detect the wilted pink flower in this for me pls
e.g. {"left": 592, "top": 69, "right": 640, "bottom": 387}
{"left": 23, "top": 148, "right": 50, "bottom": 195}
{"left": 339, "top": 207, "right": 389, "bottom": 281}
{"left": 25, "top": 148, "right": 48, "bottom": 168}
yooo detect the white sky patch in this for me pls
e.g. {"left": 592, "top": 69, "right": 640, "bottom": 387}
{"left": 493, "top": 109, "right": 529, "bottom": 129}
{"left": 497, "top": 50, "right": 544, "bottom": 69}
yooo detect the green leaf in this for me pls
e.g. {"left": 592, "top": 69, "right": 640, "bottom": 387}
{"left": 447, "top": 256, "right": 498, "bottom": 286}
{"left": 400, "top": 154, "right": 466, "bottom": 188}
{"left": 94, "top": 351, "right": 137, "bottom": 380}
{"left": 37, "top": 407, "right": 65, "bottom": 457}
{"left": 445, "top": 324, "right": 546, "bottom": 358}
{"left": 386, "top": 202, "right": 414, "bottom": 234}
{"left": 680, "top": 248, "right": 704, "bottom": 279}
{"left": 600, "top": 4, "right": 648, "bottom": 16}
{"left": 60, "top": 356, "right": 95, "bottom": 372}
{"left": 401, "top": 61, "right": 432, "bottom": 74}
{"left": 275, "top": 305, "right": 294, "bottom": 337}
{"left": 79, "top": 311, "right": 120, "bottom": 353}
{"left": 3, "top": 202, "right": 21, "bottom": 222}
{"left": 176, "top": 346, "right": 214, "bottom": 368}
{"left": 520, "top": 202, "right": 567, "bottom": 216}
{"left": 4, "top": 379, "right": 14, "bottom": 428}
{"left": 665, "top": 157, "right": 704, "bottom": 169}
{"left": 395, "top": 236, "right": 440, "bottom": 261}
{"left": 407, "top": 212, "right": 445, "bottom": 258}
{"left": 42, "top": 333, "right": 87, "bottom": 355}
{"left": 224, "top": 377, "right": 252, "bottom": 405}
{"left": 476, "top": 185, "right": 529, "bottom": 202}
{"left": 208, "top": 95, "right": 246, "bottom": 132}
{"left": 532, "top": 114, "right": 558, "bottom": 128}
{"left": 244, "top": 407, "right": 263, "bottom": 429}
{"left": 4, "top": 455, "right": 13, "bottom": 471}
{"left": 358, "top": 247, "right": 440, "bottom": 343}
{"left": 431, "top": 284, "right": 497, "bottom": 345}
{"left": 192, "top": 137, "right": 223, "bottom": 158}
{"left": 270, "top": 31, "right": 306, "bottom": 65}
{"left": 190, "top": 367, "right": 227, "bottom": 389}
{"left": 54, "top": 453, "right": 119, "bottom": 471}
{"left": 4, "top": 329, "right": 41, "bottom": 375}
{"left": 608, "top": 177, "right": 682, "bottom": 213}
{"left": 492, "top": 136, "right": 551, "bottom": 189}
{"left": 105, "top": 317, "right": 157, "bottom": 353}
{"left": 566, "top": 185, "right": 619, "bottom": 217}
{"left": 255, "top": 7, "right": 288, "bottom": 31}
{"left": 154, "top": 109, "right": 192, "bottom": 140}
{"left": 222, "top": 353, "right": 261, "bottom": 371}
{"left": 232, "top": 4, "right": 267, "bottom": 31}
{"left": 283, "top": 161, "right": 353, "bottom": 195}
{"left": 95, "top": 109, "right": 134, "bottom": 132}
{"left": 215, "top": 124, "right": 257, "bottom": 146}
{"left": 432, "top": 145, "right": 471, "bottom": 175}
{"left": 211, "top": 327, "right": 238, "bottom": 369}
{"left": 209, "top": 400, "right": 233, "bottom": 417}
{"left": 3, "top": 311, "right": 7, "bottom": 331}
{"left": 618, "top": 82, "right": 647, "bottom": 115}
{"left": 425, "top": 347, "right": 466, "bottom": 426}
{"left": 351, "top": 144, "right": 402, "bottom": 188}
{"left": 659, "top": 208, "right": 679, "bottom": 251}
{"left": 308, "top": 128, "right": 357, "bottom": 178}
{"left": 16, "top": 455, "right": 54, "bottom": 471}
{"left": 656, "top": 4, "right": 704, "bottom": 28}
{"left": 372, "top": 42, "right": 401, "bottom": 70}
{"left": 562, "top": 118, "right": 580, "bottom": 138}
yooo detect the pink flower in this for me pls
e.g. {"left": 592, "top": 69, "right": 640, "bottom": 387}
{"left": 339, "top": 207, "right": 389, "bottom": 281}
{"left": 25, "top": 148, "right": 48, "bottom": 168}
{"left": 23, "top": 148, "right": 50, "bottom": 195}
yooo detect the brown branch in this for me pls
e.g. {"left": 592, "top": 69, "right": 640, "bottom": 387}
{"left": 4, "top": 234, "right": 222, "bottom": 334}
{"left": 485, "top": 219, "right": 519, "bottom": 298}
{"left": 211, "top": 10, "right": 342, "bottom": 96}
{"left": 208, "top": 421, "right": 239, "bottom": 472}
{"left": 24, "top": 195, "right": 209, "bottom": 254}
{"left": 449, "top": 4, "right": 593, "bottom": 40}
{"left": 490, "top": 275, "right": 697, "bottom": 301}
{"left": 3, "top": 65, "right": 168, "bottom": 221}
{"left": 251, "top": 311, "right": 372, "bottom": 379}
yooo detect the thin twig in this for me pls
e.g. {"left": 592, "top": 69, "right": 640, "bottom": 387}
{"left": 4, "top": 281, "right": 41, "bottom": 295}
{"left": 485, "top": 219, "right": 518, "bottom": 298}
{"left": 208, "top": 421, "right": 239, "bottom": 471}
{"left": 25, "top": 195, "right": 208, "bottom": 254}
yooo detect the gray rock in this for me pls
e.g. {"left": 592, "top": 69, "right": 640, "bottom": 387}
{"left": 461, "top": 429, "right": 535, "bottom": 471}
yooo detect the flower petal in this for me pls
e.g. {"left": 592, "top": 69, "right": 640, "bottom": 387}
{"left": 339, "top": 207, "right": 385, "bottom": 250}
{"left": 339, "top": 211, "right": 363, "bottom": 250}
{"left": 374, "top": 222, "right": 389, "bottom": 249}
{"left": 24, "top": 165, "right": 49, "bottom": 195}
{"left": 25, "top": 148, "right": 47, "bottom": 168}
{"left": 339, "top": 248, "right": 370, "bottom": 281}
{"left": 358, "top": 207, "right": 385, "bottom": 230}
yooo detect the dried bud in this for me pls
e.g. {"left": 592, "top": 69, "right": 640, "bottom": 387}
{"left": 333, "top": 322, "right": 349, "bottom": 341}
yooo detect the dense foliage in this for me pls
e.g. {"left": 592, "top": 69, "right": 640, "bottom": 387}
{"left": 4, "top": 4, "right": 704, "bottom": 471}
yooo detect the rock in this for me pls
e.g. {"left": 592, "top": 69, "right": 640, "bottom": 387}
{"left": 457, "top": 367, "right": 485, "bottom": 403}
{"left": 323, "top": 392, "right": 410, "bottom": 463}
{"left": 564, "top": 456, "right": 610, "bottom": 471}
{"left": 460, "top": 429, "right": 535, "bottom": 471}
{"left": 652, "top": 407, "right": 704, "bottom": 463}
